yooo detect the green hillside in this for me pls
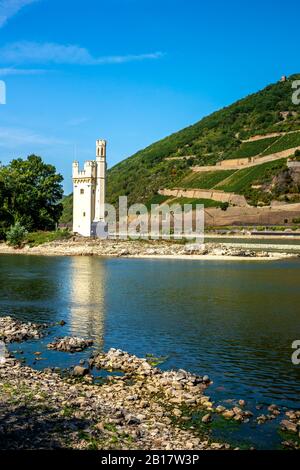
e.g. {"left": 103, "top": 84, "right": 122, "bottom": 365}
{"left": 106, "top": 74, "right": 300, "bottom": 207}
{"left": 60, "top": 194, "right": 73, "bottom": 224}
{"left": 61, "top": 74, "right": 300, "bottom": 224}
{"left": 178, "top": 170, "right": 236, "bottom": 189}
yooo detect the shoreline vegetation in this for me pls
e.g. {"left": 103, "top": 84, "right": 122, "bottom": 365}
{"left": 0, "top": 317, "right": 299, "bottom": 450}
{"left": 0, "top": 237, "right": 299, "bottom": 261}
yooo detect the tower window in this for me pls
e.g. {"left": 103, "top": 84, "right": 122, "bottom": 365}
{"left": 83, "top": 212, "right": 86, "bottom": 217}
{"left": 80, "top": 189, "right": 84, "bottom": 195}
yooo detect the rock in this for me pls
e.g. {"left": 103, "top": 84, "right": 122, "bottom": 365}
{"left": 95, "top": 422, "right": 105, "bottom": 432}
{"left": 0, "top": 316, "right": 47, "bottom": 344}
{"left": 285, "top": 411, "right": 297, "bottom": 420}
{"left": 202, "top": 375, "right": 210, "bottom": 384}
{"left": 281, "top": 420, "right": 298, "bottom": 434}
{"left": 238, "top": 400, "right": 246, "bottom": 407}
{"left": 73, "top": 366, "right": 89, "bottom": 377}
{"left": 173, "top": 408, "right": 182, "bottom": 418}
{"left": 202, "top": 414, "right": 212, "bottom": 424}
{"left": 223, "top": 410, "right": 235, "bottom": 419}
{"left": 210, "top": 443, "right": 225, "bottom": 450}
{"left": 48, "top": 336, "right": 94, "bottom": 353}
{"left": 257, "top": 415, "right": 268, "bottom": 425}
{"left": 216, "top": 406, "right": 226, "bottom": 414}
{"left": 268, "top": 404, "right": 279, "bottom": 412}
{"left": 125, "top": 414, "right": 141, "bottom": 425}
{"left": 59, "top": 320, "right": 66, "bottom": 326}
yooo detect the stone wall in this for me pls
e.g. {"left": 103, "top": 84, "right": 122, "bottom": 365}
{"left": 192, "top": 147, "right": 300, "bottom": 173}
{"left": 204, "top": 203, "right": 300, "bottom": 227}
{"left": 158, "top": 188, "right": 248, "bottom": 207}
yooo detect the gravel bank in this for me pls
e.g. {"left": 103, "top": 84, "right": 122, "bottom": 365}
{"left": 0, "top": 345, "right": 228, "bottom": 450}
{"left": 0, "top": 239, "right": 296, "bottom": 261}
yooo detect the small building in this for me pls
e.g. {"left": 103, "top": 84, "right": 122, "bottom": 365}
{"left": 72, "top": 139, "right": 107, "bottom": 237}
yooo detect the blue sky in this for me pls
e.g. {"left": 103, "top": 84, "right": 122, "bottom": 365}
{"left": 0, "top": 0, "right": 299, "bottom": 193}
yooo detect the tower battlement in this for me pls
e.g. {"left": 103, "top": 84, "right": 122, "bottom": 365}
{"left": 72, "top": 160, "right": 97, "bottom": 179}
{"left": 96, "top": 139, "right": 107, "bottom": 158}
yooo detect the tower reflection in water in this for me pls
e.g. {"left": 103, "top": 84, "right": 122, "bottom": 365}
{"left": 68, "top": 257, "right": 106, "bottom": 349}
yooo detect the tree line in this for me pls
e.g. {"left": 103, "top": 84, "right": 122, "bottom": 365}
{"left": 0, "top": 155, "right": 64, "bottom": 240}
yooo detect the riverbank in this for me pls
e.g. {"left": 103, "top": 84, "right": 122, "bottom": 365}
{"left": 1, "top": 317, "right": 299, "bottom": 450}
{"left": 0, "top": 238, "right": 297, "bottom": 261}
{"left": 0, "top": 317, "right": 226, "bottom": 451}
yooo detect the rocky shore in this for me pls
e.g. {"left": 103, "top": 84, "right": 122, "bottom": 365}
{"left": 0, "top": 316, "right": 47, "bottom": 343}
{"left": 0, "top": 340, "right": 227, "bottom": 450}
{"left": 0, "top": 238, "right": 296, "bottom": 261}
{"left": 0, "top": 317, "right": 299, "bottom": 450}
{"left": 48, "top": 337, "right": 94, "bottom": 353}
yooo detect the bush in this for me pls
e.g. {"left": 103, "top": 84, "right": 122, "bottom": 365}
{"left": 220, "top": 202, "right": 230, "bottom": 211}
{"left": 6, "top": 223, "right": 28, "bottom": 247}
{"left": 26, "top": 229, "right": 72, "bottom": 247}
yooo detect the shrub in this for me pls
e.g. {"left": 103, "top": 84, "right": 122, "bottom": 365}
{"left": 6, "top": 223, "right": 28, "bottom": 247}
{"left": 220, "top": 202, "right": 230, "bottom": 211}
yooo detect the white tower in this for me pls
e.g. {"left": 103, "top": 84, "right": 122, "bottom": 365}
{"left": 94, "top": 140, "right": 106, "bottom": 222}
{"left": 72, "top": 139, "right": 107, "bottom": 237}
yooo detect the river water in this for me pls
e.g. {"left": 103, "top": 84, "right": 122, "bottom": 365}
{"left": 0, "top": 254, "right": 300, "bottom": 449}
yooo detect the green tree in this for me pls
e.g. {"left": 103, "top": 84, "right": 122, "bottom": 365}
{"left": 0, "top": 171, "right": 13, "bottom": 239}
{"left": 6, "top": 222, "right": 28, "bottom": 247}
{"left": 0, "top": 155, "right": 63, "bottom": 231}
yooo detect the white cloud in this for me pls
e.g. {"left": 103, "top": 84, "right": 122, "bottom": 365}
{"left": 0, "top": 67, "right": 46, "bottom": 76}
{"left": 0, "top": 0, "right": 38, "bottom": 28}
{"left": 96, "top": 52, "right": 164, "bottom": 65}
{"left": 0, "top": 126, "right": 66, "bottom": 147}
{"left": 0, "top": 41, "right": 164, "bottom": 65}
{"left": 65, "top": 117, "right": 89, "bottom": 127}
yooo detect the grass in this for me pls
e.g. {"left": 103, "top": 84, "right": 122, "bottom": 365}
{"left": 26, "top": 230, "right": 72, "bottom": 247}
{"left": 231, "top": 137, "right": 279, "bottom": 158}
{"left": 178, "top": 170, "right": 236, "bottom": 190}
{"left": 145, "top": 194, "right": 170, "bottom": 209}
{"left": 261, "top": 131, "right": 300, "bottom": 155}
{"left": 217, "top": 159, "right": 287, "bottom": 194}
{"left": 168, "top": 197, "right": 222, "bottom": 208}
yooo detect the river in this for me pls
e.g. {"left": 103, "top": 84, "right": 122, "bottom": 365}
{"left": 0, "top": 254, "right": 299, "bottom": 449}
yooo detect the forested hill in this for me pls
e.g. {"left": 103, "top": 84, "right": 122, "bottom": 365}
{"left": 106, "top": 74, "right": 300, "bottom": 205}
{"left": 61, "top": 74, "right": 300, "bottom": 222}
